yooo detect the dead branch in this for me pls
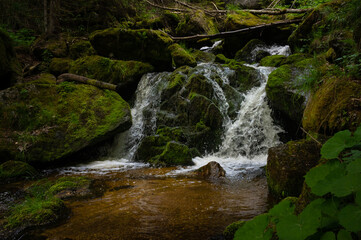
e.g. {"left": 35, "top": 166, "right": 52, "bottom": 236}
{"left": 57, "top": 73, "right": 117, "bottom": 91}
{"left": 145, "top": 0, "right": 189, "bottom": 12}
{"left": 167, "top": 18, "right": 302, "bottom": 41}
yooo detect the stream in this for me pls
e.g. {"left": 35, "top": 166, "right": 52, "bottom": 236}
{"left": 24, "top": 45, "right": 290, "bottom": 240}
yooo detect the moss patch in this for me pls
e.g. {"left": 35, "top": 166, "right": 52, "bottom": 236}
{"left": 0, "top": 74, "right": 132, "bottom": 163}
{"left": 0, "top": 161, "right": 38, "bottom": 182}
{"left": 149, "top": 141, "right": 194, "bottom": 167}
{"left": 69, "top": 40, "right": 96, "bottom": 60}
{"left": 49, "top": 58, "right": 73, "bottom": 76}
{"left": 168, "top": 44, "right": 197, "bottom": 68}
{"left": 259, "top": 55, "right": 287, "bottom": 67}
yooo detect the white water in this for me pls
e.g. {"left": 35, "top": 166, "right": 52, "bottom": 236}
{"left": 62, "top": 45, "right": 290, "bottom": 177}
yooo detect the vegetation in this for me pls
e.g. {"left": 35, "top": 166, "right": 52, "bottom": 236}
{"left": 233, "top": 125, "right": 361, "bottom": 240}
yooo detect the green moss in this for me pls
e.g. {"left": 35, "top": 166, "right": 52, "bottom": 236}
{"left": 185, "top": 74, "right": 213, "bottom": 99}
{"left": 48, "top": 176, "right": 90, "bottom": 195}
{"left": 192, "top": 50, "right": 215, "bottom": 63}
{"left": 69, "top": 55, "right": 153, "bottom": 85}
{"left": 0, "top": 75, "right": 132, "bottom": 163}
{"left": 156, "top": 127, "right": 186, "bottom": 143}
{"left": 0, "top": 161, "right": 38, "bottom": 181}
{"left": 175, "top": 10, "right": 218, "bottom": 36}
{"left": 259, "top": 55, "right": 287, "bottom": 67}
{"left": 283, "top": 53, "right": 311, "bottom": 65}
{"left": 168, "top": 44, "right": 197, "bottom": 68}
{"left": 223, "top": 220, "right": 245, "bottom": 240}
{"left": 226, "top": 62, "right": 259, "bottom": 92}
{"left": 149, "top": 141, "right": 194, "bottom": 167}
{"left": 49, "top": 58, "right": 73, "bottom": 76}
{"left": 302, "top": 76, "right": 361, "bottom": 134}
{"left": 69, "top": 40, "right": 96, "bottom": 60}
{"left": 225, "top": 12, "right": 266, "bottom": 31}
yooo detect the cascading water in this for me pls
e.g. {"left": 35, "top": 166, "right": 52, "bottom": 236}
{"left": 63, "top": 45, "right": 290, "bottom": 177}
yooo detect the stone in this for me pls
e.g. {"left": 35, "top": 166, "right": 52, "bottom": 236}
{"left": 196, "top": 161, "right": 226, "bottom": 179}
{"left": 266, "top": 139, "right": 320, "bottom": 199}
{"left": 0, "top": 161, "right": 38, "bottom": 182}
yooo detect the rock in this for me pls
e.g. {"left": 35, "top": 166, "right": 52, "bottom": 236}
{"left": 235, "top": 39, "right": 266, "bottom": 63}
{"left": 302, "top": 77, "right": 361, "bottom": 135}
{"left": 69, "top": 55, "right": 153, "bottom": 99}
{"left": 223, "top": 220, "right": 246, "bottom": 240}
{"left": 168, "top": 43, "right": 197, "bottom": 68}
{"left": 31, "top": 35, "right": 68, "bottom": 60}
{"left": 266, "top": 58, "right": 322, "bottom": 138}
{"left": 224, "top": 13, "right": 266, "bottom": 31}
{"left": 192, "top": 50, "right": 215, "bottom": 63}
{"left": 49, "top": 176, "right": 94, "bottom": 200}
{"left": 0, "top": 161, "right": 38, "bottom": 182}
{"left": 175, "top": 10, "right": 218, "bottom": 36}
{"left": 135, "top": 135, "right": 169, "bottom": 162}
{"left": 283, "top": 53, "right": 310, "bottom": 65}
{"left": 0, "top": 73, "right": 132, "bottom": 164}
{"left": 149, "top": 141, "right": 194, "bottom": 167}
{"left": 69, "top": 40, "right": 96, "bottom": 59}
{"left": 227, "top": 62, "right": 260, "bottom": 92}
{"left": 259, "top": 55, "right": 287, "bottom": 67}
{"left": 49, "top": 58, "right": 73, "bottom": 76}
{"left": 89, "top": 28, "right": 173, "bottom": 71}
{"left": 266, "top": 139, "right": 320, "bottom": 199}
{"left": 196, "top": 161, "right": 226, "bottom": 179}
{"left": 0, "top": 29, "right": 20, "bottom": 90}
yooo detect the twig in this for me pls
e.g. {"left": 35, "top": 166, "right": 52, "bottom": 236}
{"left": 300, "top": 127, "right": 322, "bottom": 146}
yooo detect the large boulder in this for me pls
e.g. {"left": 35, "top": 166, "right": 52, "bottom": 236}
{"left": 89, "top": 28, "right": 174, "bottom": 71}
{"left": 0, "top": 30, "right": 20, "bottom": 90}
{"left": 195, "top": 161, "right": 226, "bottom": 179}
{"left": 0, "top": 74, "right": 132, "bottom": 164}
{"left": 234, "top": 39, "right": 266, "bottom": 63}
{"left": 168, "top": 43, "right": 197, "bottom": 68}
{"left": 266, "top": 139, "right": 320, "bottom": 199}
{"left": 302, "top": 77, "right": 361, "bottom": 135}
{"left": 69, "top": 55, "right": 154, "bottom": 99}
{"left": 175, "top": 10, "right": 218, "bottom": 36}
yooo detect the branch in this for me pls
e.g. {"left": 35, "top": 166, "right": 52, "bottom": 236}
{"left": 145, "top": 0, "right": 189, "bottom": 12}
{"left": 167, "top": 19, "right": 302, "bottom": 41}
{"left": 57, "top": 73, "right": 117, "bottom": 91}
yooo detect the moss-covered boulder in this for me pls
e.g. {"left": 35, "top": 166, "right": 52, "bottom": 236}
{"left": 0, "top": 161, "right": 38, "bottom": 182}
{"left": 49, "top": 58, "right": 73, "bottom": 76}
{"left": 0, "top": 73, "right": 132, "bottom": 164}
{"left": 175, "top": 10, "right": 218, "bottom": 36}
{"left": 223, "top": 220, "right": 245, "bottom": 240}
{"left": 224, "top": 13, "right": 266, "bottom": 31}
{"left": 235, "top": 39, "right": 266, "bottom": 63}
{"left": 31, "top": 36, "right": 68, "bottom": 60}
{"left": 69, "top": 40, "right": 96, "bottom": 60}
{"left": 69, "top": 55, "right": 153, "bottom": 99}
{"left": 0, "top": 30, "right": 20, "bottom": 90}
{"left": 48, "top": 176, "right": 94, "bottom": 199}
{"left": 149, "top": 141, "right": 194, "bottom": 167}
{"left": 266, "top": 139, "right": 320, "bottom": 199}
{"left": 168, "top": 43, "right": 197, "bottom": 68}
{"left": 227, "top": 62, "right": 260, "bottom": 92}
{"left": 302, "top": 77, "right": 361, "bottom": 134}
{"left": 89, "top": 28, "right": 173, "bottom": 71}
{"left": 259, "top": 55, "right": 287, "bottom": 67}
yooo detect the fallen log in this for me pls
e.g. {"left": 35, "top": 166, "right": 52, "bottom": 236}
{"left": 167, "top": 18, "right": 302, "bottom": 41}
{"left": 57, "top": 73, "right": 117, "bottom": 91}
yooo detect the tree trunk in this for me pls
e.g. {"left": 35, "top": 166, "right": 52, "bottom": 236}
{"left": 44, "top": 0, "right": 48, "bottom": 33}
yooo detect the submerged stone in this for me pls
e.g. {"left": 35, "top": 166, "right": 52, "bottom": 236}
{"left": 196, "top": 161, "right": 226, "bottom": 179}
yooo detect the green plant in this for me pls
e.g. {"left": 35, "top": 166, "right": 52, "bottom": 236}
{"left": 234, "top": 125, "right": 361, "bottom": 239}
{"left": 0, "top": 26, "right": 36, "bottom": 47}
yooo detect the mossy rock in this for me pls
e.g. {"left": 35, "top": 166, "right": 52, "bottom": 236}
{"left": 168, "top": 43, "right": 197, "bottom": 68}
{"left": 69, "top": 55, "right": 153, "bottom": 99}
{"left": 259, "top": 55, "right": 287, "bottom": 67}
{"left": 69, "top": 40, "right": 96, "bottom": 60}
{"left": 226, "top": 62, "right": 260, "bottom": 92}
{"left": 156, "top": 126, "right": 187, "bottom": 143}
{"left": 135, "top": 135, "right": 169, "bottom": 162}
{"left": 283, "top": 53, "right": 311, "bottom": 65}
{"left": 0, "top": 29, "right": 21, "bottom": 90}
{"left": 0, "top": 74, "right": 132, "bottom": 163}
{"left": 89, "top": 28, "right": 173, "bottom": 71}
{"left": 223, "top": 220, "right": 245, "bottom": 240}
{"left": 49, "top": 58, "right": 73, "bottom": 76}
{"left": 0, "top": 161, "right": 38, "bottom": 182}
{"left": 32, "top": 36, "right": 68, "bottom": 60}
{"left": 302, "top": 77, "right": 361, "bottom": 135}
{"left": 266, "top": 139, "right": 320, "bottom": 199}
{"left": 192, "top": 50, "right": 215, "bottom": 63}
{"left": 185, "top": 74, "right": 214, "bottom": 99}
{"left": 235, "top": 39, "right": 266, "bottom": 63}
{"left": 149, "top": 141, "right": 194, "bottom": 167}
{"left": 175, "top": 10, "right": 218, "bottom": 36}
{"left": 49, "top": 176, "right": 94, "bottom": 199}
{"left": 224, "top": 12, "right": 266, "bottom": 31}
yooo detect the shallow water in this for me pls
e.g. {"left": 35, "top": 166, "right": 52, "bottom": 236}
{"left": 28, "top": 167, "right": 268, "bottom": 240}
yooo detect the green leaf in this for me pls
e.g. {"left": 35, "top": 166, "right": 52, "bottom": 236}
{"left": 321, "top": 130, "right": 353, "bottom": 159}
{"left": 331, "top": 173, "right": 361, "bottom": 197}
{"left": 305, "top": 160, "right": 346, "bottom": 196}
{"left": 343, "top": 150, "right": 361, "bottom": 162}
{"left": 338, "top": 205, "right": 361, "bottom": 232}
{"left": 356, "top": 191, "right": 361, "bottom": 207}
{"left": 337, "top": 229, "right": 353, "bottom": 240}
{"left": 276, "top": 199, "right": 324, "bottom": 240}
{"left": 346, "top": 157, "right": 361, "bottom": 174}
{"left": 234, "top": 214, "right": 272, "bottom": 240}
{"left": 320, "top": 198, "right": 340, "bottom": 228}
{"left": 269, "top": 198, "right": 295, "bottom": 220}
{"left": 320, "top": 232, "right": 336, "bottom": 240}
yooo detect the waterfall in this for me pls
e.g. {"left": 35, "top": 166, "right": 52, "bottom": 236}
{"left": 63, "top": 45, "right": 290, "bottom": 177}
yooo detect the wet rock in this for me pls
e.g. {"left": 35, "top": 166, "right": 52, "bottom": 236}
{"left": 89, "top": 28, "right": 173, "bottom": 71}
{"left": 0, "top": 30, "right": 21, "bottom": 90}
{"left": 235, "top": 39, "right": 266, "bottom": 63}
{"left": 168, "top": 43, "right": 197, "bottom": 68}
{"left": 0, "top": 161, "right": 38, "bottom": 182}
{"left": 302, "top": 77, "right": 361, "bottom": 135}
{"left": 149, "top": 141, "right": 194, "bottom": 167}
{"left": 266, "top": 139, "right": 320, "bottom": 199}
{"left": 0, "top": 73, "right": 131, "bottom": 164}
{"left": 196, "top": 161, "right": 226, "bottom": 179}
